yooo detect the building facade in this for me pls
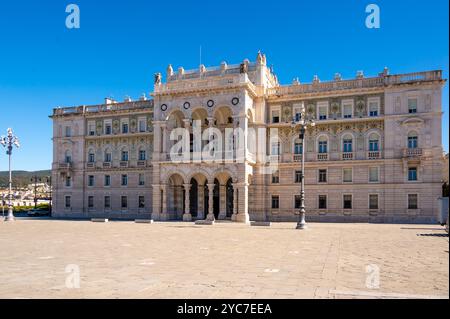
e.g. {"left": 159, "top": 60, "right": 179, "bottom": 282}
{"left": 51, "top": 53, "right": 446, "bottom": 223}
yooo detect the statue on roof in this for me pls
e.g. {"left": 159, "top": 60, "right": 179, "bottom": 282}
{"left": 154, "top": 72, "right": 162, "bottom": 85}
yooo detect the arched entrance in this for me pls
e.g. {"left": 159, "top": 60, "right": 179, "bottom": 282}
{"left": 167, "top": 173, "right": 184, "bottom": 220}
{"left": 226, "top": 178, "right": 234, "bottom": 218}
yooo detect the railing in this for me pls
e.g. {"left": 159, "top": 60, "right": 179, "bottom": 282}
{"left": 103, "top": 162, "right": 112, "bottom": 168}
{"left": 59, "top": 162, "right": 72, "bottom": 169}
{"left": 53, "top": 100, "right": 154, "bottom": 116}
{"left": 403, "top": 148, "right": 423, "bottom": 158}
{"left": 120, "top": 161, "right": 129, "bottom": 168}
{"left": 269, "top": 155, "right": 281, "bottom": 162}
{"left": 86, "top": 162, "right": 95, "bottom": 169}
{"left": 137, "top": 160, "right": 147, "bottom": 167}
{"left": 342, "top": 152, "right": 354, "bottom": 160}
{"left": 367, "top": 151, "right": 381, "bottom": 159}
{"left": 293, "top": 155, "right": 302, "bottom": 162}
{"left": 266, "top": 70, "right": 442, "bottom": 96}
{"left": 317, "top": 153, "right": 328, "bottom": 161}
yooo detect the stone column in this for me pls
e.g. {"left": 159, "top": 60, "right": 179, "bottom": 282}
{"left": 232, "top": 186, "right": 238, "bottom": 221}
{"left": 161, "top": 123, "right": 168, "bottom": 155}
{"left": 218, "top": 184, "right": 227, "bottom": 220}
{"left": 151, "top": 184, "right": 161, "bottom": 221}
{"left": 235, "top": 183, "right": 250, "bottom": 223}
{"left": 207, "top": 183, "right": 215, "bottom": 221}
{"left": 183, "top": 183, "right": 192, "bottom": 221}
{"left": 160, "top": 184, "right": 168, "bottom": 221}
{"left": 197, "top": 185, "right": 204, "bottom": 219}
{"left": 153, "top": 122, "right": 162, "bottom": 160}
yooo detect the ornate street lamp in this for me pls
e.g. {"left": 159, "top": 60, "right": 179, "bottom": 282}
{"left": 0, "top": 128, "right": 20, "bottom": 222}
{"left": 291, "top": 104, "right": 315, "bottom": 229}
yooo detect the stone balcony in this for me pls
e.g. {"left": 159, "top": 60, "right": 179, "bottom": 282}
{"left": 367, "top": 151, "right": 381, "bottom": 160}
{"left": 403, "top": 148, "right": 423, "bottom": 158}
{"left": 317, "top": 153, "right": 328, "bottom": 161}
{"left": 342, "top": 152, "right": 354, "bottom": 161}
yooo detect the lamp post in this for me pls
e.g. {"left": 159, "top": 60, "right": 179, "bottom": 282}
{"left": 0, "top": 128, "right": 20, "bottom": 222}
{"left": 31, "top": 175, "right": 39, "bottom": 209}
{"left": 291, "top": 104, "right": 315, "bottom": 230}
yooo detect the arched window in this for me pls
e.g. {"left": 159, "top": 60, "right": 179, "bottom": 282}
{"left": 88, "top": 150, "right": 95, "bottom": 163}
{"left": 294, "top": 138, "right": 303, "bottom": 155}
{"left": 318, "top": 136, "right": 328, "bottom": 154}
{"left": 104, "top": 149, "right": 112, "bottom": 163}
{"left": 138, "top": 147, "right": 147, "bottom": 161}
{"left": 368, "top": 133, "right": 380, "bottom": 152}
{"left": 121, "top": 148, "right": 129, "bottom": 161}
{"left": 408, "top": 131, "right": 418, "bottom": 149}
{"left": 342, "top": 134, "right": 353, "bottom": 153}
{"left": 64, "top": 150, "right": 72, "bottom": 163}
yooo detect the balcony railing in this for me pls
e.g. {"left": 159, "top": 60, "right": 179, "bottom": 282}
{"left": 59, "top": 162, "right": 72, "bottom": 169}
{"left": 403, "top": 148, "right": 423, "bottom": 158}
{"left": 86, "top": 162, "right": 95, "bottom": 169}
{"left": 293, "top": 154, "right": 302, "bottom": 162}
{"left": 367, "top": 151, "right": 381, "bottom": 159}
{"left": 342, "top": 153, "right": 354, "bottom": 161}
{"left": 317, "top": 153, "right": 328, "bottom": 161}
{"left": 137, "top": 160, "right": 147, "bottom": 167}
{"left": 120, "top": 161, "right": 129, "bottom": 168}
{"left": 103, "top": 162, "right": 112, "bottom": 168}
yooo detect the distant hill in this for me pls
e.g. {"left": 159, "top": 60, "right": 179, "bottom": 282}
{"left": 0, "top": 170, "right": 51, "bottom": 188}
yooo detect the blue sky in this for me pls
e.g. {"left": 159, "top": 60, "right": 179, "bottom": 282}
{"left": 0, "top": 0, "right": 448, "bottom": 171}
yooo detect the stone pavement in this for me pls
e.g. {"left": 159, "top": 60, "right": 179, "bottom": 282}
{"left": 0, "top": 220, "right": 448, "bottom": 299}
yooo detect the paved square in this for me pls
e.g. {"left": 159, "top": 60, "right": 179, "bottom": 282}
{"left": 0, "top": 220, "right": 448, "bottom": 299}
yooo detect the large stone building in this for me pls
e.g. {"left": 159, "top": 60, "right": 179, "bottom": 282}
{"left": 50, "top": 53, "right": 446, "bottom": 223}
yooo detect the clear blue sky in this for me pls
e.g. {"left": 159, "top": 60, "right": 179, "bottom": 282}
{"left": 0, "top": 0, "right": 448, "bottom": 171}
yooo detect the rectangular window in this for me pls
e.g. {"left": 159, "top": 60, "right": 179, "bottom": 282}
{"left": 343, "top": 168, "right": 353, "bottom": 183}
{"left": 272, "top": 171, "right": 280, "bottom": 184}
{"left": 369, "top": 100, "right": 379, "bottom": 117}
{"left": 318, "top": 103, "right": 328, "bottom": 120}
{"left": 408, "top": 167, "right": 418, "bottom": 181}
{"left": 121, "top": 196, "right": 128, "bottom": 209}
{"left": 343, "top": 102, "right": 353, "bottom": 118}
{"left": 104, "top": 121, "right": 112, "bottom": 135}
{"left": 65, "top": 154, "right": 72, "bottom": 163}
{"left": 138, "top": 118, "right": 147, "bottom": 132}
{"left": 343, "top": 195, "right": 352, "bottom": 209}
{"left": 319, "top": 195, "right": 327, "bottom": 209}
{"left": 271, "top": 142, "right": 280, "bottom": 155}
{"left": 295, "top": 170, "right": 302, "bottom": 183}
{"left": 139, "top": 196, "right": 145, "bottom": 209}
{"left": 318, "top": 169, "right": 327, "bottom": 183}
{"left": 318, "top": 141, "right": 328, "bottom": 154}
{"left": 104, "top": 152, "right": 112, "bottom": 163}
{"left": 272, "top": 109, "right": 280, "bottom": 123}
{"left": 139, "top": 150, "right": 146, "bottom": 161}
{"left": 408, "top": 194, "right": 418, "bottom": 209}
{"left": 369, "top": 194, "right": 379, "bottom": 210}
{"left": 88, "top": 122, "right": 96, "bottom": 136}
{"left": 408, "top": 98, "right": 418, "bottom": 114}
{"left": 343, "top": 139, "right": 353, "bottom": 153}
{"left": 408, "top": 136, "right": 418, "bottom": 149}
{"left": 121, "top": 151, "right": 129, "bottom": 161}
{"left": 65, "top": 126, "right": 72, "bottom": 137}
{"left": 294, "top": 195, "right": 301, "bottom": 209}
{"left": 369, "top": 167, "right": 379, "bottom": 182}
{"left": 369, "top": 139, "right": 379, "bottom": 152}
{"left": 88, "top": 196, "right": 94, "bottom": 208}
{"left": 88, "top": 153, "right": 95, "bottom": 163}
{"left": 139, "top": 174, "right": 145, "bottom": 186}
{"left": 104, "top": 196, "right": 111, "bottom": 209}
{"left": 121, "top": 175, "right": 128, "bottom": 186}
{"left": 122, "top": 122, "right": 129, "bottom": 134}
{"left": 65, "top": 176, "right": 72, "bottom": 187}
{"left": 294, "top": 142, "right": 303, "bottom": 155}
{"left": 65, "top": 196, "right": 71, "bottom": 208}
{"left": 88, "top": 175, "right": 95, "bottom": 187}
{"left": 271, "top": 195, "right": 280, "bottom": 209}
{"left": 104, "top": 175, "right": 111, "bottom": 187}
